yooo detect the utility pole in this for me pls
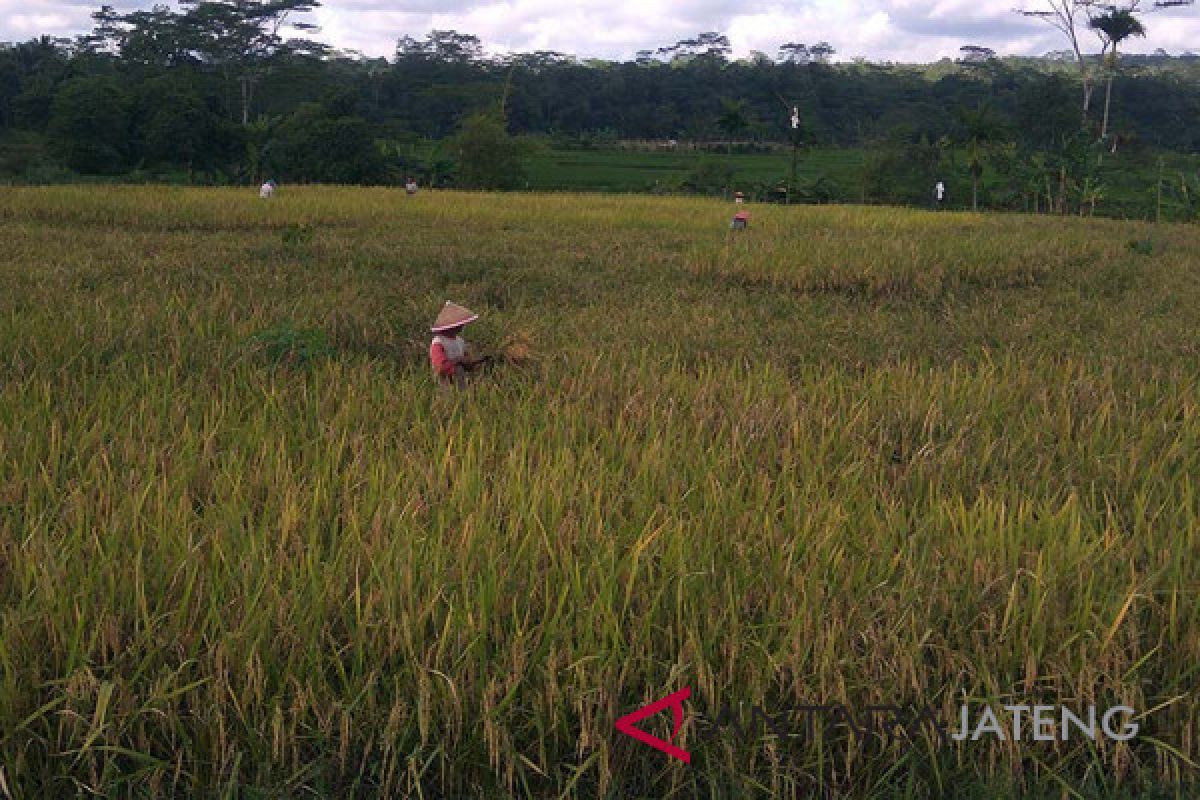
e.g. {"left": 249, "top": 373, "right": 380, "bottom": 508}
{"left": 789, "top": 106, "right": 800, "bottom": 205}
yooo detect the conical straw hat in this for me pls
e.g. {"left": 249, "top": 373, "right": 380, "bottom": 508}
{"left": 431, "top": 301, "right": 479, "bottom": 332}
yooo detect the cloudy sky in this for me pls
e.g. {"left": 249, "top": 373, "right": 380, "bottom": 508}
{"left": 3, "top": 0, "right": 1198, "bottom": 62}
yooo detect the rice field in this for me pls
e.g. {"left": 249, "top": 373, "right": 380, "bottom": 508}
{"left": 0, "top": 186, "right": 1198, "bottom": 798}
{"left": 522, "top": 148, "right": 866, "bottom": 193}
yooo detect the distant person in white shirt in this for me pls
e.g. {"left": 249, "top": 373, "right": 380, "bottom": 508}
{"left": 405, "top": 177, "right": 419, "bottom": 195}
{"left": 259, "top": 180, "right": 276, "bottom": 199}
{"left": 934, "top": 181, "right": 945, "bottom": 210}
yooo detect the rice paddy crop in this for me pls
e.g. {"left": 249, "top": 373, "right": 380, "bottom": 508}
{"left": 1, "top": 186, "right": 1198, "bottom": 798}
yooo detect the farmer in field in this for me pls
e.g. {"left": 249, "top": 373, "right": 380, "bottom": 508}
{"left": 430, "top": 301, "right": 488, "bottom": 388}
{"left": 259, "top": 179, "right": 276, "bottom": 199}
{"left": 405, "top": 177, "right": 419, "bottom": 195}
{"left": 934, "top": 180, "right": 945, "bottom": 210}
{"left": 731, "top": 210, "right": 750, "bottom": 230}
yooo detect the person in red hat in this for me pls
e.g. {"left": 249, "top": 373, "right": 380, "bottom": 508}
{"left": 429, "top": 301, "right": 487, "bottom": 388}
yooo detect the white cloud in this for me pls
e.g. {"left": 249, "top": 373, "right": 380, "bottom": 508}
{"left": 3, "top": 0, "right": 1198, "bottom": 62}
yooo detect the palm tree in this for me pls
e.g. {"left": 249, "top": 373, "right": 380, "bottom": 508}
{"left": 1089, "top": 9, "right": 1146, "bottom": 143}
{"left": 959, "top": 104, "right": 1009, "bottom": 211}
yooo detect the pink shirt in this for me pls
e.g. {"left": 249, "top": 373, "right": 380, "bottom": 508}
{"left": 430, "top": 334, "right": 467, "bottom": 377}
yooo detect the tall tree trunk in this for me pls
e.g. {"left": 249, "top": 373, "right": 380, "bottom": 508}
{"left": 240, "top": 75, "right": 250, "bottom": 126}
{"left": 1101, "top": 73, "right": 1114, "bottom": 140}
{"left": 239, "top": 72, "right": 258, "bottom": 127}
{"left": 972, "top": 177, "right": 978, "bottom": 211}
{"left": 1072, "top": 37, "right": 1093, "bottom": 119}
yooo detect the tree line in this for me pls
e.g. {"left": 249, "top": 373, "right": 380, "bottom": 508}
{"left": 0, "top": 0, "right": 1198, "bottom": 216}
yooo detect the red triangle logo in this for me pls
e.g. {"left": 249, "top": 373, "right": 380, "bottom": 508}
{"left": 615, "top": 687, "right": 692, "bottom": 764}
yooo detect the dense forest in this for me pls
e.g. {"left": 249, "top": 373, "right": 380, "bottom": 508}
{"left": 1, "top": 1, "right": 1199, "bottom": 216}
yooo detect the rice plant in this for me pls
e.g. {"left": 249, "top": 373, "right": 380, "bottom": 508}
{"left": 0, "top": 187, "right": 1197, "bottom": 798}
